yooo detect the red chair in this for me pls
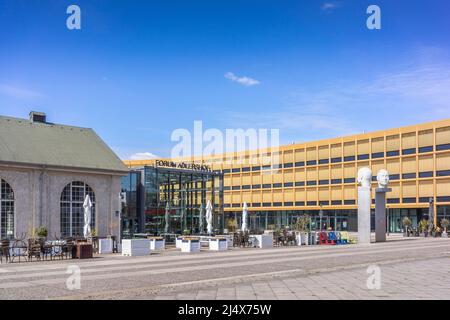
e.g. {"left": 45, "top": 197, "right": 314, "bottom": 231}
{"left": 319, "top": 232, "right": 329, "bottom": 245}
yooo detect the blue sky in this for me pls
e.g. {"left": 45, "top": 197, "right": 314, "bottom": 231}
{"left": 1, "top": 0, "right": 449, "bottom": 159}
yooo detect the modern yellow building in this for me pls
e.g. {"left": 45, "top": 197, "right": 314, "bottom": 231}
{"left": 124, "top": 119, "right": 450, "bottom": 233}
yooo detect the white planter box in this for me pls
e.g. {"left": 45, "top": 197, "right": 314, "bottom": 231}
{"left": 181, "top": 239, "right": 200, "bottom": 253}
{"left": 296, "top": 233, "right": 309, "bottom": 246}
{"left": 176, "top": 237, "right": 183, "bottom": 249}
{"left": 149, "top": 238, "right": 165, "bottom": 250}
{"left": 308, "top": 232, "right": 318, "bottom": 245}
{"left": 99, "top": 238, "right": 113, "bottom": 254}
{"left": 216, "top": 235, "right": 233, "bottom": 248}
{"left": 121, "top": 239, "right": 150, "bottom": 256}
{"left": 209, "top": 238, "right": 228, "bottom": 251}
{"left": 252, "top": 234, "right": 273, "bottom": 248}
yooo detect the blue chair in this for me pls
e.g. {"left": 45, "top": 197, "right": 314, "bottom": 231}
{"left": 327, "top": 232, "right": 337, "bottom": 245}
{"left": 335, "top": 232, "right": 344, "bottom": 244}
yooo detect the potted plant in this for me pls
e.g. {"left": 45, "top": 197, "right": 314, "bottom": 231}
{"left": 441, "top": 218, "right": 449, "bottom": 238}
{"left": 434, "top": 226, "right": 442, "bottom": 237}
{"left": 418, "top": 219, "right": 428, "bottom": 237}
{"left": 36, "top": 226, "right": 48, "bottom": 239}
{"left": 294, "top": 215, "right": 310, "bottom": 246}
{"left": 402, "top": 217, "right": 412, "bottom": 237}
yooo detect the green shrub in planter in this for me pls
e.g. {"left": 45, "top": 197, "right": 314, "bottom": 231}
{"left": 418, "top": 219, "right": 428, "bottom": 236}
{"left": 36, "top": 226, "right": 48, "bottom": 238}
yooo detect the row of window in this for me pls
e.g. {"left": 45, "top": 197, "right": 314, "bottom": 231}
{"left": 224, "top": 196, "right": 450, "bottom": 208}
{"left": 223, "top": 170, "right": 450, "bottom": 190}
{"left": 220, "top": 144, "right": 450, "bottom": 173}
{"left": 0, "top": 179, "right": 96, "bottom": 239}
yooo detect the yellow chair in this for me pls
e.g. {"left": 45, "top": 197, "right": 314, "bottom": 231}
{"left": 340, "top": 231, "right": 350, "bottom": 244}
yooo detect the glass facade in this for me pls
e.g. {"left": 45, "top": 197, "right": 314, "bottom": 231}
{"left": 122, "top": 165, "right": 224, "bottom": 237}
{"left": 121, "top": 171, "right": 142, "bottom": 239}
{"left": 224, "top": 209, "right": 357, "bottom": 233}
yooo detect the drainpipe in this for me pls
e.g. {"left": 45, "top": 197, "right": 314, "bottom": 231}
{"left": 39, "top": 169, "right": 44, "bottom": 227}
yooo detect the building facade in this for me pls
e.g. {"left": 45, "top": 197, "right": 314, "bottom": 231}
{"left": 0, "top": 112, "right": 129, "bottom": 240}
{"left": 125, "top": 119, "right": 450, "bottom": 233}
{"left": 121, "top": 164, "right": 224, "bottom": 237}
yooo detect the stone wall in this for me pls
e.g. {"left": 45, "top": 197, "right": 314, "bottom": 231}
{"left": 0, "top": 164, "right": 123, "bottom": 239}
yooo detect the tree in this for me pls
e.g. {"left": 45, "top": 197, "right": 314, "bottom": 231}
{"left": 402, "top": 217, "right": 412, "bottom": 235}
{"left": 294, "top": 215, "right": 310, "bottom": 233}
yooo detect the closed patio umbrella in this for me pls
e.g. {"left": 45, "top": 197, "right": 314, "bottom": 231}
{"left": 206, "top": 200, "right": 213, "bottom": 235}
{"left": 242, "top": 202, "right": 248, "bottom": 232}
{"left": 83, "top": 194, "right": 92, "bottom": 238}
{"left": 199, "top": 204, "right": 204, "bottom": 234}
{"left": 164, "top": 202, "right": 170, "bottom": 234}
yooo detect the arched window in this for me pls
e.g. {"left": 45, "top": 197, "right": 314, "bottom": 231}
{"left": 60, "top": 181, "right": 96, "bottom": 237}
{"left": 1, "top": 179, "right": 14, "bottom": 239}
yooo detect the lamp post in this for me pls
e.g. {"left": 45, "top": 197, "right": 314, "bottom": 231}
{"left": 386, "top": 205, "right": 389, "bottom": 236}
{"left": 429, "top": 197, "right": 435, "bottom": 232}
{"left": 319, "top": 204, "right": 323, "bottom": 231}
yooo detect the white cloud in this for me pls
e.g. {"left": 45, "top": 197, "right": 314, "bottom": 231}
{"left": 129, "top": 152, "right": 159, "bottom": 160}
{"left": 224, "top": 72, "right": 260, "bottom": 86}
{"left": 0, "top": 83, "right": 44, "bottom": 99}
{"left": 219, "top": 52, "right": 450, "bottom": 144}
{"left": 321, "top": 2, "right": 338, "bottom": 11}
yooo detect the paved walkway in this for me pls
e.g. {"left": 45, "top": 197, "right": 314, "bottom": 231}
{"left": 0, "top": 237, "right": 449, "bottom": 299}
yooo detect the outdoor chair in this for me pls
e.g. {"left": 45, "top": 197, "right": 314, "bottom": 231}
{"left": 327, "top": 231, "right": 337, "bottom": 245}
{"left": 51, "top": 242, "right": 65, "bottom": 260}
{"left": 27, "top": 239, "right": 42, "bottom": 262}
{"left": 339, "top": 231, "right": 349, "bottom": 244}
{"left": 286, "top": 232, "right": 296, "bottom": 245}
{"left": 11, "top": 239, "right": 28, "bottom": 262}
{"left": 319, "top": 232, "right": 329, "bottom": 245}
{"left": 233, "top": 232, "right": 239, "bottom": 247}
{"left": 39, "top": 238, "right": 54, "bottom": 261}
{"left": 62, "top": 238, "right": 75, "bottom": 259}
{"left": 335, "top": 232, "right": 343, "bottom": 244}
{"left": 0, "top": 239, "right": 11, "bottom": 263}
{"left": 274, "top": 231, "right": 285, "bottom": 246}
{"left": 243, "top": 231, "right": 252, "bottom": 247}
{"left": 89, "top": 236, "right": 99, "bottom": 254}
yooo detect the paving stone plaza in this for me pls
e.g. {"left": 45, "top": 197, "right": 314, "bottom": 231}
{"left": 1, "top": 236, "right": 449, "bottom": 300}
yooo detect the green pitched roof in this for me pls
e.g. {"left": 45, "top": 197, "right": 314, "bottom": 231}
{"left": 0, "top": 115, "right": 128, "bottom": 173}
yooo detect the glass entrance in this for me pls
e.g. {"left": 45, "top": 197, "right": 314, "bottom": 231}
{"left": 142, "top": 166, "right": 223, "bottom": 236}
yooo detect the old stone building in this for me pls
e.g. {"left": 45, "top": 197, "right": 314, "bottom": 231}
{"left": 0, "top": 112, "right": 129, "bottom": 239}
